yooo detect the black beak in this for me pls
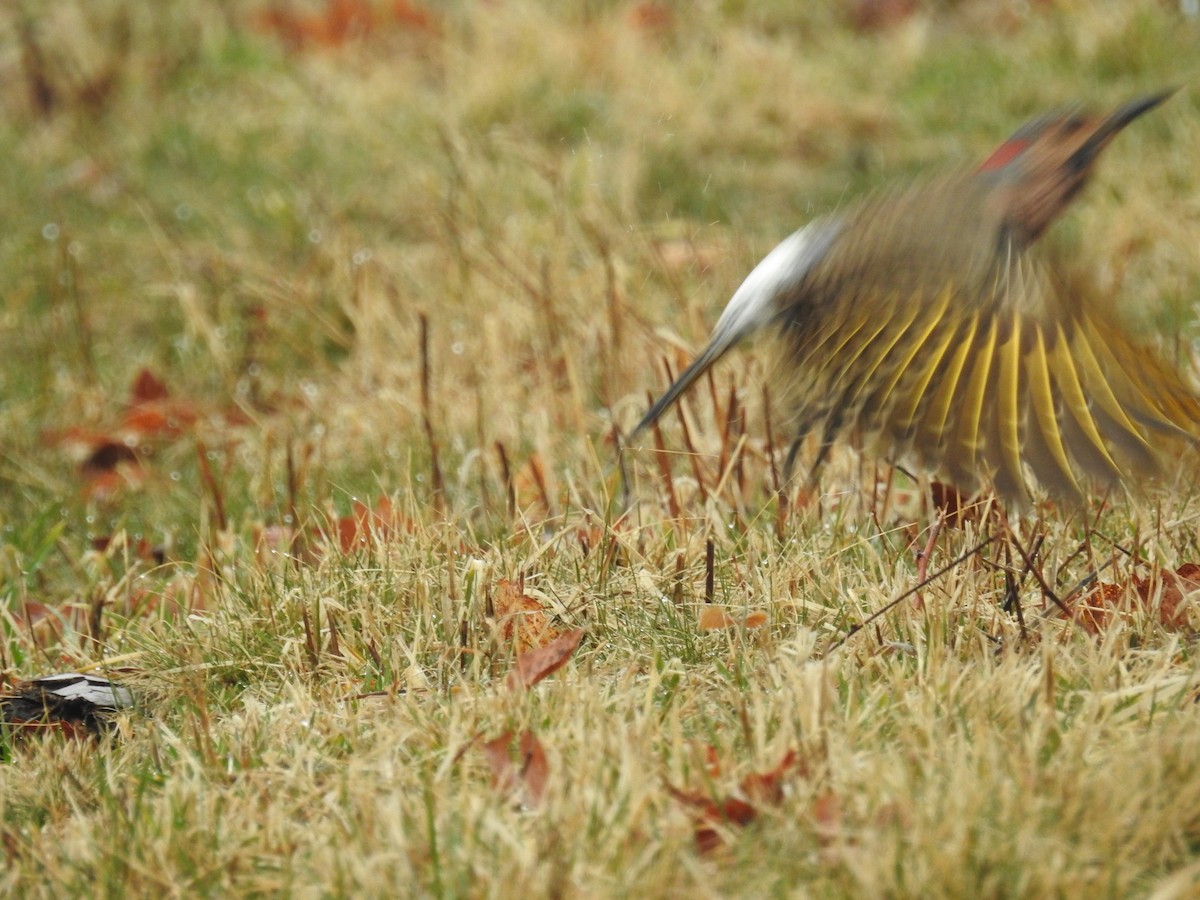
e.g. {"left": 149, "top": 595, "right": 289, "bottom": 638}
{"left": 1070, "top": 87, "right": 1176, "bottom": 169}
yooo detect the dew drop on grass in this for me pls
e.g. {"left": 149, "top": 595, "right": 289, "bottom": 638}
{"left": 451, "top": 342, "right": 465, "bottom": 355}
{"left": 170, "top": 471, "right": 182, "bottom": 482}
{"left": 352, "top": 248, "right": 372, "bottom": 266}
{"left": 42, "top": 222, "right": 59, "bottom": 241}
{"left": 308, "top": 229, "right": 322, "bottom": 244}
{"left": 175, "top": 203, "right": 193, "bottom": 221}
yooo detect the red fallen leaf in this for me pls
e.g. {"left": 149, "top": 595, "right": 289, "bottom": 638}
{"left": 694, "top": 826, "right": 724, "bottom": 855}
{"left": 666, "top": 784, "right": 759, "bottom": 827}
{"left": 1136, "top": 564, "right": 1200, "bottom": 630}
{"left": 739, "top": 750, "right": 800, "bottom": 805}
{"left": 667, "top": 749, "right": 803, "bottom": 854}
{"left": 507, "top": 627, "right": 585, "bottom": 690}
{"left": 253, "top": 0, "right": 437, "bottom": 50}
{"left": 480, "top": 729, "right": 549, "bottom": 809}
{"left": 667, "top": 783, "right": 758, "bottom": 853}
{"left": 130, "top": 367, "right": 169, "bottom": 404}
{"left": 1073, "top": 565, "right": 1200, "bottom": 635}
{"left": 119, "top": 368, "right": 201, "bottom": 440}
{"left": 1071, "top": 582, "right": 1124, "bottom": 634}
{"left": 119, "top": 404, "right": 193, "bottom": 440}
{"left": 698, "top": 607, "right": 736, "bottom": 631}
{"left": 326, "top": 496, "right": 412, "bottom": 553}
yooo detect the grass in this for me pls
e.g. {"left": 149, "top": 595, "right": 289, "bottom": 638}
{"left": 2, "top": 0, "right": 1200, "bottom": 895}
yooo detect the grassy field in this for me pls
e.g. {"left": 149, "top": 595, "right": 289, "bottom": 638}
{"left": 3, "top": 1, "right": 1200, "bottom": 895}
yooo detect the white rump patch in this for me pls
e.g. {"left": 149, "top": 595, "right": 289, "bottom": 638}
{"left": 711, "top": 218, "right": 841, "bottom": 343}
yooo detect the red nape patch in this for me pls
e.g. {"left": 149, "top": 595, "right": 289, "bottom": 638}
{"left": 978, "top": 138, "right": 1028, "bottom": 172}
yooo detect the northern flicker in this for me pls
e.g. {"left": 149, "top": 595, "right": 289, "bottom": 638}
{"left": 631, "top": 90, "right": 1200, "bottom": 505}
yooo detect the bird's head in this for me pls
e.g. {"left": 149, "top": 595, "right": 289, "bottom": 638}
{"left": 977, "top": 89, "right": 1175, "bottom": 246}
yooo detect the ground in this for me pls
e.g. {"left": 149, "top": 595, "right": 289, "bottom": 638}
{"left": 2, "top": 1, "right": 1200, "bottom": 896}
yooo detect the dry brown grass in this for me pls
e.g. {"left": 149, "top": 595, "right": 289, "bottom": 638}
{"left": 2, "top": 1, "right": 1200, "bottom": 896}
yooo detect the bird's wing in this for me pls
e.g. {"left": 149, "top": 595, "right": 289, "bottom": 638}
{"left": 784, "top": 247, "right": 1200, "bottom": 504}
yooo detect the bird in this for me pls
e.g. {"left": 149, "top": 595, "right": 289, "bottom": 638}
{"left": 629, "top": 90, "right": 1200, "bottom": 506}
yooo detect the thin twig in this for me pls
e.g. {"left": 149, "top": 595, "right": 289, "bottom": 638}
{"left": 913, "top": 510, "right": 946, "bottom": 609}
{"left": 419, "top": 313, "right": 445, "bottom": 517}
{"left": 836, "top": 534, "right": 996, "bottom": 649}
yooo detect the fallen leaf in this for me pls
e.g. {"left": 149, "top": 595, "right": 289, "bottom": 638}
{"left": 850, "top": 0, "right": 918, "bottom": 32}
{"left": 743, "top": 610, "right": 769, "bottom": 630}
{"left": 698, "top": 605, "right": 768, "bottom": 631}
{"left": 810, "top": 790, "right": 844, "bottom": 845}
{"left": 1071, "top": 582, "right": 1124, "bottom": 634}
{"left": 739, "top": 750, "right": 800, "bottom": 804}
{"left": 628, "top": 2, "right": 674, "bottom": 32}
{"left": 507, "top": 628, "right": 585, "bottom": 690}
{"left": 328, "top": 496, "right": 412, "bottom": 552}
{"left": 698, "top": 607, "right": 736, "bottom": 631}
{"left": 1138, "top": 564, "right": 1200, "bottom": 630}
{"left": 130, "top": 367, "right": 169, "bottom": 404}
{"left": 667, "top": 748, "right": 804, "bottom": 854}
{"left": 253, "top": 0, "right": 439, "bottom": 50}
{"left": 491, "top": 578, "right": 560, "bottom": 653}
{"left": 480, "top": 729, "right": 549, "bottom": 809}
{"left": 1072, "top": 564, "right": 1200, "bottom": 635}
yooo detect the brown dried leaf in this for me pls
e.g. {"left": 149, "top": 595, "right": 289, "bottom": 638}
{"left": 698, "top": 606, "right": 768, "bottom": 631}
{"left": 810, "top": 790, "right": 844, "bottom": 845}
{"left": 698, "top": 607, "right": 736, "bottom": 631}
{"left": 480, "top": 730, "right": 549, "bottom": 809}
{"left": 1071, "top": 582, "right": 1125, "bottom": 634}
{"left": 739, "top": 750, "right": 800, "bottom": 804}
{"left": 1136, "top": 564, "right": 1200, "bottom": 631}
{"left": 850, "top": 0, "right": 918, "bottom": 32}
{"left": 744, "top": 610, "right": 769, "bottom": 630}
{"left": 1074, "top": 564, "right": 1200, "bottom": 635}
{"left": 130, "top": 368, "right": 170, "bottom": 404}
{"left": 507, "top": 628, "right": 585, "bottom": 690}
{"left": 668, "top": 749, "right": 802, "bottom": 854}
{"left": 492, "top": 578, "right": 559, "bottom": 654}
{"left": 331, "top": 496, "right": 411, "bottom": 553}
{"left": 480, "top": 731, "right": 521, "bottom": 794}
{"left": 518, "top": 731, "right": 549, "bottom": 808}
